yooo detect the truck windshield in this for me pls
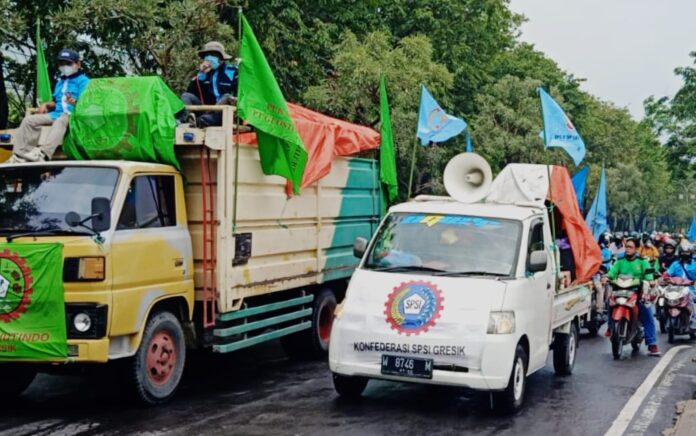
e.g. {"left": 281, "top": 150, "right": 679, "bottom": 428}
{"left": 363, "top": 213, "right": 521, "bottom": 277}
{"left": 0, "top": 166, "right": 119, "bottom": 234}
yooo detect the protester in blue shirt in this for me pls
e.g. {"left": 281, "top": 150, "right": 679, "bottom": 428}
{"left": 177, "top": 41, "right": 238, "bottom": 128}
{"left": 665, "top": 245, "right": 696, "bottom": 329}
{"left": 7, "top": 49, "right": 90, "bottom": 163}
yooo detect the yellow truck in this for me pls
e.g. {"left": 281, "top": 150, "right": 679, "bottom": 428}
{"left": 0, "top": 105, "right": 382, "bottom": 404}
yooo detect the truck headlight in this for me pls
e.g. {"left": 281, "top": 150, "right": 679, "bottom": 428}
{"left": 487, "top": 311, "right": 515, "bottom": 334}
{"left": 63, "top": 257, "right": 105, "bottom": 281}
{"left": 73, "top": 313, "right": 92, "bottom": 332}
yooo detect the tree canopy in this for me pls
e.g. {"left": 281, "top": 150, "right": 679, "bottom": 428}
{"left": 0, "top": 0, "right": 687, "bottom": 231}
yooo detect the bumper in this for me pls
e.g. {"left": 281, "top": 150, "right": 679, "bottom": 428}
{"left": 329, "top": 333, "right": 519, "bottom": 392}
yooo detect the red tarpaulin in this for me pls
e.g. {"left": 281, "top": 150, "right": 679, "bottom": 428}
{"left": 549, "top": 166, "right": 602, "bottom": 283}
{"left": 238, "top": 103, "right": 380, "bottom": 194}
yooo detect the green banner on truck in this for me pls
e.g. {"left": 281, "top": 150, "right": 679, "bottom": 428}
{"left": 0, "top": 243, "right": 67, "bottom": 359}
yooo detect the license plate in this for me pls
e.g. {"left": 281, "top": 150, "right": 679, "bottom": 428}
{"left": 381, "top": 354, "right": 433, "bottom": 379}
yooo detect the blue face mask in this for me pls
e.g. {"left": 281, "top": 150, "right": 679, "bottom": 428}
{"left": 204, "top": 55, "right": 220, "bottom": 70}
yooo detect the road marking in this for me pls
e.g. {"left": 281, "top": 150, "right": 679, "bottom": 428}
{"left": 604, "top": 345, "right": 691, "bottom": 436}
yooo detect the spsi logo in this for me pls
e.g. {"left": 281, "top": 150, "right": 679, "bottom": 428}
{"left": 385, "top": 281, "right": 444, "bottom": 335}
{"left": 0, "top": 250, "right": 33, "bottom": 323}
{"left": 564, "top": 113, "right": 576, "bottom": 131}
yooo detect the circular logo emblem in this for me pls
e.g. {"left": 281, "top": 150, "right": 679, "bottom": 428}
{"left": 0, "top": 249, "right": 34, "bottom": 323}
{"left": 384, "top": 281, "right": 444, "bottom": 335}
{"left": 73, "top": 81, "right": 129, "bottom": 151}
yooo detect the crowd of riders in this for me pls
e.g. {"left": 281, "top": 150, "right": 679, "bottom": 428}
{"left": 593, "top": 230, "right": 696, "bottom": 356}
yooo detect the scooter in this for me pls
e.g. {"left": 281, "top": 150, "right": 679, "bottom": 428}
{"left": 662, "top": 276, "right": 696, "bottom": 343}
{"left": 655, "top": 282, "right": 668, "bottom": 334}
{"left": 608, "top": 275, "right": 644, "bottom": 359}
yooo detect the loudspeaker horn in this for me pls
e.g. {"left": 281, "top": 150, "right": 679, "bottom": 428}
{"left": 443, "top": 152, "right": 492, "bottom": 203}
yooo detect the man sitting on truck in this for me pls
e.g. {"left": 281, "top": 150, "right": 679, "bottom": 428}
{"left": 6, "top": 49, "right": 90, "bottom": 163}
{"left": 603, "top": 237, "right": 661, "bottom": 356}
{"left": 177, "top": 41, "right": 238, "bottom": 128}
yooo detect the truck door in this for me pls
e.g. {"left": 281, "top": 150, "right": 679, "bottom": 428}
{"left": 524, "top": 218, "right": 553, "bottom": 370}
{"left": 110, "top": 174, "right": 192, "bottom": 337}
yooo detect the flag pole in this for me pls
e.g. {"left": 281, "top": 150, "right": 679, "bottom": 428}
{"left": 407, "top": 137, "right": 418, "bottom": 199}
{"left": 232, "top": 6, "right": 243, "bottom": 233}
{"left": 539, "top": 88, "right": 560, "bottom": 280}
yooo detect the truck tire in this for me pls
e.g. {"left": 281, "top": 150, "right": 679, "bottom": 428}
{"left": 492, "top": 344, "right": 527, "bottom": 414}
{"left": 281, "top": 288, "right": 337, "bottom": 360}
{"left": 0, "top": 365, "right": 36, "bottom": 397}
{"left": 553, "top": 322, "right": 578, "bottom": 375}
{"left": 333, "top": 373, "right": 367, "bottom": 399}
{"left": 130, "top": 311, "right": 186, "bottom": 405}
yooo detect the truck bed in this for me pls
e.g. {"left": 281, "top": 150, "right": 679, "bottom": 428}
{"left": 176, "top": 131, "right": 382, "bottom": 314}
{"left": 551, "top": 282, "right": 592, "bottom": 330}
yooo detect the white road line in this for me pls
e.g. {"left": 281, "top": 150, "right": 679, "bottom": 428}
{"left": 604, "top": 345, "right": 691, "bottom": 436}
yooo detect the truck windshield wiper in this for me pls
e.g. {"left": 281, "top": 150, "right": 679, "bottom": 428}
{"left": 433, "top": 270, "right": 509, "bottom": 277}
{"left": 6, "top": 228, "right": 94, "bottom": 242}
{"left": 369, "top": 265, "right": 447, "bottom": 273}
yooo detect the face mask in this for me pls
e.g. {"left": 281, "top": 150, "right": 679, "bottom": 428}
{"left": 204, "top": 55, "right": 220, "bottom": 70}
{"left": 59, "top": 65, "right": 76, "bottom": 76}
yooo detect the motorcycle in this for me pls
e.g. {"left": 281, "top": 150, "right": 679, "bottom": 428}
{"left": 662, "top": 276, "right": 696, "bottom": 343}
{"left": 608, "top": 275, "right": 644, "bottom": 359}
{"left": 655, "top": 282, "right": 668, "bottom": 334}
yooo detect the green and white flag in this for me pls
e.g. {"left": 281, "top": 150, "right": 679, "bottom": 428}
{"left": 379, "top": 74, "right": 398, "bottom": 203}
{"left": 0, "top": 243, "right": 67, "bottom": 359}
{"left": 238, "top": 14, "right": 308, "bottom": 194}
{"left": 35, "top": 20, "right": 52, "bottom": 104}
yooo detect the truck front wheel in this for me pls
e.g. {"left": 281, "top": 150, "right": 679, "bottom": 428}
{"left": 0, "top": 365, "right": 36, "bottom": 397}
{"left": 492, "top": 344, "right": 527, "bottom": 414}
{"left": 553, "top": 322, "right": 578, "bottom": 375}
{"left": 130, "top": 311, "right": 186, "bottom": 405}
{"left": 333, "top": 373, "right": 368, "bottom": 399}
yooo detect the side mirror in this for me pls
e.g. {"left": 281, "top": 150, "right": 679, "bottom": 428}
{"left": 91, "top": 197, "right": 111, "bottom": 232}
{"left": 65, "top": 211, "right": 81, "bottom": 227}
{"left": 527, "top": 250, "right": 547, "bottom": 273}
{"left": 353, "top": 237, "right": 368, "bottom": 259}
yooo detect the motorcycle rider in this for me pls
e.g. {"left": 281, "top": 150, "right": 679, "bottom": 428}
{"left": 664, "top": 245, "right": 696, "bottom": 330}
{"left": 639, "top": 232, "right": 660, "bottom": 261}
{"left": 659, "top": 239, "right": 678, "bottom": 272}
{"left": 592, "top": 234, "right": 613, "bottom": 317}
{"left": 603, "top": 237, "right": 661, "bottom": 356}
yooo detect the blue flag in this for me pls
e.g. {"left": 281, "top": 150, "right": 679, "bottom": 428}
{"left": 466, "top": 131, "right": 473, "bottom": 153}
{"left": 539, "top": 88, "right": 586, "bottom": 166}
{"left": 688, "top": 216, "right": 696, "bottom": 241}
{"left": 417, "top": 85, "right": 467, "bottom": 145}
{"left": 585, "top": 167, "right": 608, "bottom": 240}
{"left": 571, "top": 166, "right": 589, "bottom": 212}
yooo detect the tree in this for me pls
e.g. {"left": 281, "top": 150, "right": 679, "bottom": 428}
{"left": 304, "top": 30, "right": 453, "bottom": 197}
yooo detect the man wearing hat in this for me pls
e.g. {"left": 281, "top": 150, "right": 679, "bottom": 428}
{"left": 178, "top": 41, "right": 238, "bottom": 128}
{"left": 7, "top": 49, "right": 90, "bottom": 163}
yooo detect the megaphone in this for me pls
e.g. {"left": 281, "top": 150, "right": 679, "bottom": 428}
{"left": 443, "top": 152, "right": 492, "bottom": 203}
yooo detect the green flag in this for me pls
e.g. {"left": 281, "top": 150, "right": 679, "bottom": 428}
{"left": 237, "top": 15, "right": 307, "bottom": 194}
{"left": 0, "top": 243, "right": 67, "bottom": 359}
{"left": 35, "top": 20, "right": 52, "bottom": 104}
{"left": 379, "top": 74, "right": 398, "bottom": 203}
{"left": 63, "top": 76, "right": 184, "bottom": 170}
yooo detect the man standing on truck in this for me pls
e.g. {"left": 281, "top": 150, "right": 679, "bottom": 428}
{"left": 6, "top": 49, "right": 90, "bottom": 163}
{"left": 604, "top": 237, "right": 661, "bottom": 356}
{"left": 177, "top": 41, "right": 238, "bottom": 128}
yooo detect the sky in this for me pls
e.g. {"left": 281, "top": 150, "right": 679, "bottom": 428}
{"left": 508, "top": 0, "right": 696, "bottom": 119}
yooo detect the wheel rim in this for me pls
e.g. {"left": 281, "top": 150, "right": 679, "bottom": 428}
{"left": 318, "top": 300, "right": 337, "bottom": 346}
{"left": 513, "top": 357, "right": 524, "bottom": 401}
{"left": 568, "top": 331, "right": 576, "bottom": 366}
{"left": 146, "top": 330, "right": 177, "bottom": 385}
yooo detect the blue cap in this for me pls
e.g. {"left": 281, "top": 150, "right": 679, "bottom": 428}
{"left": 57, "top": 49, "right": 80, "bottom": 62}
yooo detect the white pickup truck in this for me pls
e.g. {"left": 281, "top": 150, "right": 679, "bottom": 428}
{"left": 329, "top": 157, "right": 601, "bottom": 412}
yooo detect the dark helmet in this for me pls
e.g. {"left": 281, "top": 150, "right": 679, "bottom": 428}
{"left": 663, "top": 238, "right": 677, "bottom": 250}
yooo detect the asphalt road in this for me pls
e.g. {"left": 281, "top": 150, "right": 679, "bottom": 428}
{"left": 2, "top": 327, "right": 696, "bottom": 436}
